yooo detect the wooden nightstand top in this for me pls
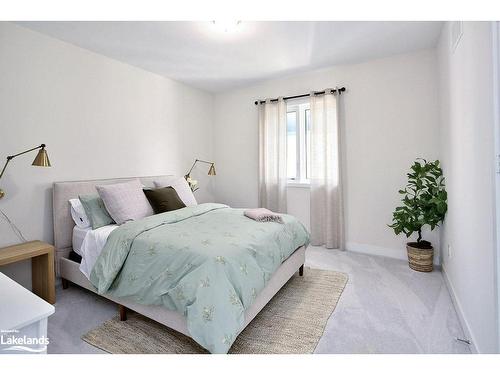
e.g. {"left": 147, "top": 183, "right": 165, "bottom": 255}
{"left": 0, "top": 240, "right": 53, "bottom": 266}
{"left": 0, "top": 240, "right": 56, "bottom": 304}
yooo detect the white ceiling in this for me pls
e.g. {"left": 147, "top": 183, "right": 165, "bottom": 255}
{"left": 17, "top": 21, "right": 443, "bottom": 93}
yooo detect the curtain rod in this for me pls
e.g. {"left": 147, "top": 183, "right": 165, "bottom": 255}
{"left": 254, "top": 87, "right": 346, "bottom": 105}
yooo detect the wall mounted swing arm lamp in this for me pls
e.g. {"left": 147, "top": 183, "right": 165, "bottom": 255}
{"left": 0, "top": 144, "right": 51, "bottom": 199}
{"left": 184, "top": 159, "right": 216, "bottom": 192}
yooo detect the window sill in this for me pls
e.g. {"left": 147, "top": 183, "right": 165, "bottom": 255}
{"left": 287, "top": 180, "right": 310, "bottom": 189}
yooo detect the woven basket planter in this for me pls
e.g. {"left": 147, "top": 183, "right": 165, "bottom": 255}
{"left": 406, "top": 243, "right": 433, "bottom": 272}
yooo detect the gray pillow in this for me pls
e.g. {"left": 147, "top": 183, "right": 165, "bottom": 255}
{"left": 79, "top": 194, "right": 115, "bottom": 229}
{"left": 96, "top": 179, "right": 154, "bottom": 225}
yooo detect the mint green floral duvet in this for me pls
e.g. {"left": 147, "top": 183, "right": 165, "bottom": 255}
{"left": 90, "top": 203, "right": 309, "bottom": 353}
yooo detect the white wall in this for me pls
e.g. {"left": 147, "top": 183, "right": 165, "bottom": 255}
{"left": 437, "top": 21, "right": 499, "bottom": 353}
{"left": 214, "top": 49, "right": 441, "bottom": 261}
{"left": 0, "top": 22, "right": 214, "bottom": 287}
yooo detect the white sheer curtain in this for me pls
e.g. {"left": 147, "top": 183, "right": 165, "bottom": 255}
{"left": 309, "top": 89, "right": 345, "bottom": 249}
{"left": 258, "top": 98, "right": 287, "bottom": 213}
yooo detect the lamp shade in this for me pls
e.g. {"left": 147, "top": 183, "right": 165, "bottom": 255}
{"left": 208, "top": 164, "right": 216, "bottom": 176}
{"left": 32, "top": 148, "right": 51, "bottom": 167}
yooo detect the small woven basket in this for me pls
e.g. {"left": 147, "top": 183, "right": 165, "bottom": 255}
{"left": 406, "top": 243, "right": 433, "bottom": 272}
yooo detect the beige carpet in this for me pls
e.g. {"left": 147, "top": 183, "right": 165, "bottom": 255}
{"left": 82, "top": 268, "right": 348, "bottom": 354}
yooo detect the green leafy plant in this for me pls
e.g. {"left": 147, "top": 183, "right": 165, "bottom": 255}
{"left": 389, "top": 159, "right": 447, "bottom": 248}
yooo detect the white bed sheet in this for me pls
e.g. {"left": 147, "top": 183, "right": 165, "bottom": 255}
{"left": 72, "top": 226, "right": 91, "bottom": 256}
{"left": 74, "top": 224, "right": 118, "bottom": 279}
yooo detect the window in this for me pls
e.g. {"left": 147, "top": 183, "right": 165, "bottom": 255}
{"left": 286, "top": 111, "right": 297, "bottom": 179}
{"left": 286, "top": 102, "right": 310, "bottom": 183}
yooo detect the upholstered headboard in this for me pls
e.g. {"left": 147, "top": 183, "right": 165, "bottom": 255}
{"left": 52, "top": 175, "right": 171, "bottom": 274}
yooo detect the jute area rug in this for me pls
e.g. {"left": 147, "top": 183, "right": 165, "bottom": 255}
{"left": 82, "top": 268, "right": 348, "bottom": 354}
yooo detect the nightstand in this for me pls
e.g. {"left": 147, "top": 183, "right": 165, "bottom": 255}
{"left": 0, "top": 241, "right": 55, "bottom": 304}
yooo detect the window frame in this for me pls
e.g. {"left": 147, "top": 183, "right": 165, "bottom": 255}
{"left": 286, "top": 100, "right": 310, "bottom": 186}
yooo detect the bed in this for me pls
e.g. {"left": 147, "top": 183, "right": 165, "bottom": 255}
{"left": 53, "top": 175, "right": 309, "bottom": 353}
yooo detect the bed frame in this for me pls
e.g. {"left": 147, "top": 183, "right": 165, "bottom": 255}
{"left": 53, "top": 175, "right": 306, "bottom": 341}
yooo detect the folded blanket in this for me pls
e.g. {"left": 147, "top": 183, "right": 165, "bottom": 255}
{"left": 244, "top": 208, "right": 284, "bottom": 224}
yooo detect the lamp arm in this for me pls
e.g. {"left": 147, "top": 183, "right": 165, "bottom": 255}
{"left": 186, "top": 159, "right": 199, "bottom": 176}
{"left": 0, "top": 144, "right": 45, "bottom": 180}
{"left": 187, "top": 159, "right": 215, "bottom": 175}
{"left": 195, "top": 159, "right": 214, "bottom": 165}
{"left": 0, "top": 158, "right": 11, "bottom": 181}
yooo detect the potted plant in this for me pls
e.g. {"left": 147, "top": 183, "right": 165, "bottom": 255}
{"left": 389, "top": 159, "right": 447, "bottom": 272}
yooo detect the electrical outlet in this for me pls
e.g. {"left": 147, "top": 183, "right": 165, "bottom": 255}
{"left": 447, "top": 244, "right": 452, "bottom": 259}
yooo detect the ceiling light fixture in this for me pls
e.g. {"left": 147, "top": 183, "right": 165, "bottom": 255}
{"left": 212, "top": 21, "right": 241, "bottom": 33}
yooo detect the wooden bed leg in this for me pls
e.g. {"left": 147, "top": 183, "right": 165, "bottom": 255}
{"left": 119, "top": 304, "right": 127, "bottom": 321}
{"left": 62, "top": 278, "right": 69, "bottom": 289}
{"left": 299, "top": 265, "right": 304, "bottom": 276}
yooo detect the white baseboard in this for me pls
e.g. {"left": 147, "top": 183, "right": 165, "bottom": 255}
{"left": 346, "top": 242, "right": 441, "bottom": 265}
{"left": 442, "top": 265, "right": 479, "bottom": 353}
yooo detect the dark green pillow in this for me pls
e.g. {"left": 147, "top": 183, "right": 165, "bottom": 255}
{"left": 143, "top": 187, "right": 186, "bottom": 214}
{"left": 79, "top": 194, "right": 115, "bottom": 229}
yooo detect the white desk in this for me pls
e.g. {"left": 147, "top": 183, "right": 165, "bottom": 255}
{"left": 0, "top": 272, "right": 55, "bottom": 354}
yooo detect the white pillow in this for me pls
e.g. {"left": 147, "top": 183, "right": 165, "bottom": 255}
{"left": 69, "top": 198, "right": 91, "bottom": 228}
{"left": 154, "top": 177, "right": 197, "bottom": 206}
{"left": 96, "top": 179, "right": 154, "bottom": 225}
